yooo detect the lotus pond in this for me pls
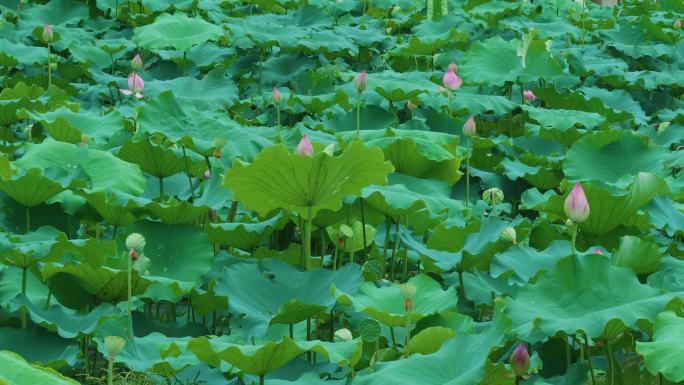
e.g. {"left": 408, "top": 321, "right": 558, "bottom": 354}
{"left": 0, "top": 0, "right": 683, "bottom": 384}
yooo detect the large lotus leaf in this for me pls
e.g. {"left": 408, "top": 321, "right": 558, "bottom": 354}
{"left": 224, "top": 140, "right": 393, "bottom": 220}
{"left": 334, "top": 274, "right": 457, "bottom": 328}
{"left": 368, "top": 71, "right": 440, "bottom": 101}
{"left": 0, "top": 326, "right": 78, "bottom": 368}
{"left": 611, "top": 235, "right": 664, "bottom": 275}
{"left": 407, "top": 326, "right": 456, "bottom": 356}
{"left": 521, "top": 39, "right": 565, "bottom": 81}
{"left": 636, "top": 312, "right": 684, "bottom": 382}
{"left": 563, "top": 131, "right": 668, "bottom": 193}
{"left": 326, "top": 220, "right": 376, "bottom": 253}
{"left": 646, "top": 195, "right": 684, "bottom": 237}
{"left": 214, "top": 259, "right": 361, "bottom": 335}
{"left": 205, "top": 214, "right": 286, "bottom": 250}
{"left": 0, "top": 226, "right": 79, "bottom": 268}
{"left": 419, "top": 91, "right": 517, "bottom": 116}
{"left": 353, "top": 312, "right": 510, "bottom": 385}
{"left": 0, "top": 350, "right": 79, "bottom": 385}
{"left": 84, "top": 191, "right": 139, "bottom": 227}
{"left": 133, "top": 13, "right": 224, "bottom": 52}
{"left": 506, "top": 254, "right": 684, "bottom": 342}
{"left": 143, "top": 199, "right": 209, "bottom": 225}
{"left": 187, "top": 336, "right": 363, "bottom": 376}
{"left": 14, "top": 139, "right": 145, "bottom": 195}
{"left": 0, "top": 39, "right": 47, "bottom": 66}
{"left": 523, "top": 106, "right": 606, "bottom": 132}
{"left": 0, "top": 168, "right": 65, "bottom": 208}
{"left": 117, "top": 140, "right": 187, "bottom": 178}
{"left": 490, "top": 240, "right": 572, "bottom": 286}
{"left": 460, "top": 36, "right": 522, "bottom": 87}
{"left": 648, "top": 257, "right": 684, "bottom": 293}
{"left": 0, "top": 266, "right": 48, "bottom": 309}
{"left": 144, "top": 69, "right": 239, "bottom": 111}
{"left": 23, "top": 107, "right": 123, "bottom": 144}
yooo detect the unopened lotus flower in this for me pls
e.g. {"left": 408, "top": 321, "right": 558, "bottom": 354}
{"left": 594, "top": 247, "right": 603, "bottom": 255}
{"left": 675, "top": 18, "right": 682, "bottom": 30}
{"left": 355, "top": 70, "right": 367, "bottom": 93}
{"left": 213, "top": 147, "right": 222, "bottom": 159}
{"left": 131, "top": 53, "right": 143, "bottom": 71}
{"left": 334, "top": 328, "right": 353, "bottom": 342}
{"left": 442, "top": 63, "right": 462, "bottom": 90}
{"left": 510, "top": 342, "right": 531, "bottom": 376}
{"left": 463, "top": 116, "right": 476, "bottom": 137}
{"left": 272, "top": 87, "right": 282, "bottom": 105}
{"left": 500, "top": 226, "right": 517, "bottom": 244}
{"left": 104, "top": 336, "right": 126, "bottom": 359}
{"left": 119, "top": 72, "right": 144, "bottom": 99}
{"left": 482, "top": 188, "right": 504, "bottom": 205}
{"left": 296, "top": 134, "right": 313, "bottom": 156}
{"left": 42, "top": 23, "right": 53, "bottom": 42}
{"left": 523, "top": 90, "right": 536, "bottom": 102}
{"left": 203, "top": 169, "right": 212, "bottom": 179}
{"left": 564, "top": 182, "right": 590, "bottom": 223}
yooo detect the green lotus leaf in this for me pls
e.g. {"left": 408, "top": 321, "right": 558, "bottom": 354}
{"left": 23, "top": 107, "right": 123, "bottom": 144}
{"left": 117, "top": 140, "right": 187, "bottom": 179}
{"left": 407, "top": 326, "right": 456, "bottom": 356}
{"left": 224, "top": 140, "right": 393, "bottom": 220}
{"left": 419, "top": 91, "right": 517, "bottom": 116}
{"left": 84, "top": 191, "right": 139, "bottom": 227}
{"left": 143, "top": 199, "right": 209, "bottom": 225}
{"left": 520, "top": 40, "right": 565, "bottom": 81}
{"left": 187, "top": 336, "right": 363, "bottom": 377}
{"left": 334, "top": 274, "right": 457, "bottom": 328}
{"left": 0, "top": 39, "right": 47, "bottom": 66}
{"left": 523, "top": 106, "right": 606, "bottom": 132}
{"left": 144, "top": 68, "right": 239, "bottom": 111}
{"left": 0, "top": 350, "right": 80, "bottom": 385}
{"left": 636, "top": 311, "right": 684, "bottom": 382}
{"left": 645, "top": 195, "right": 684, "bottom": 237}
{"left": 490, "top": 240, "right": 571, "bottom": 285}
{"left": 460, "top": 36, "right": 522, "bottom": 87}
{"left": 648, "top": 257, "right": 684, "bottom": 292}
{"left": 0, "top": 168, "right": 65, "bottom": 208}
{"left": 611, "top": 235, "right": 664, "bottom": 275}
{"left": 133, "top": 13, "right": 224, "bottom": 52}
{"left": 213, "top": 259, "right": 361, "bottom": 335}
{"left": 368, "top": 71, "right": 440, "bottom": 101}
{"left": 506, "top": 254, "right": 684, "bottom": 342}
{"left": 0, "top": 326, "right": 78, "bottom": 369}
{"left": 326, "top": 220, "right": 376, "bottom": 253}
{"left": 205, "top": 214, "right": 286, "bottom": 250}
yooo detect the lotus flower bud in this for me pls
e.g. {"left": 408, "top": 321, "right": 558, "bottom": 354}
{"left": 119, "top": 72, "right": 144, "bottom": 99}
{"left": 334, "top": 328, "right": 353, "bottom": 342}
{"left": 296, "top": 134, "right": 313, "bottom": 156}
{"left": 510, "top": 342, "right": 531, "bottom": 376}
{"left": 355, "top": 70, "right": 367, "bottom": 93}
{"left": 442, "top": 63, "right": 462, "bottom": 90}
{"left": 80, "top": 135, "right": 90, "bottom": 148}
{"left": 400, "top": 282, "right": 417, "bottom": 298}
{"left": 131, "top": 53, "right": 143, "bottom": 71}
{"left": 272, "top": 87, "right": 282, "bottom": 105}
{"left": 42, "top": 23, "right": 53, "bottom": 42}
{"left": 594, "top": 248, "right": 603, "bottom": 255}
{"left": 564, "top": 182, "right": 590, "bottom": 223}
{"left": 203, "top": 169, "right": 212, "bottom": 179}
{"left": 323, "top": 143, "right": 335, "bottom": 156}
{"left": 463, "top": 116, "right": 476, "bottom": 137}
{"left": 675, "top": 18, "right": 682, "bottom": 30}
{"left": 406, "top": 101, "right": 417, "bottom": 110}
{"left": 565, "top": 218, "right": 574, "bottom": 227}
{"left": 126, "top": 233, "right": 146, "bottom": 252}
{"left": 482, "top": 188, "right": 504, "bottom": 206}
{"left": 500, "top": 226, "right": 517, "bottom": 244}
{"left": 104, "top": 336, "right": 126, "bottom": 359}
{"left": 523, "top": 90, "right": 536, "bottom": 102}
{"left": 404, "top": 297, "right": 413, "bottom": 312}
{"left": 213, "top": 147, "right": 222, "bottom": 159}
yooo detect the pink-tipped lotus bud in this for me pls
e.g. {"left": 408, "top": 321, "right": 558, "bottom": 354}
{"left": 510, "top": 343, "right": 531, "bottom": 376}
{"left": 674, "top": 18, "right": 682, "bottom": 30}
{"left": 203, "top": 170, "right": 212, "bottom": 179}
{"left": 594, "top": 248, "right": 603, "bottom": 255}
{"left": 42, "top": 23, "right": 53, "bottom": 42}
{"left": 523, "top": 90, "right": 536, "bottom": 102}
{"left": 131, "top": 53, "right": 143, "bottom": 71}
{"left": 272, "top": 87, "right": 282, "bottom": 105}
{"left": 564, "top": 182, "right": 590, "bottom": 223}
{"left": 355, "top": 70, "right": 367, "bottom": 93}
{"left": 296, "top": 134, "right": 313, "bottom": 156}
{"left": 463, "top": 116, "right": 476, "bottom": 137}
{"left": 442, "top": 63, "right": 462, "bottom": 90}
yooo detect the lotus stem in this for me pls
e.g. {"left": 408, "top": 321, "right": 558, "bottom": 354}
{"left": 47, "top": 42, "right": 51, "bottom": 90}
{"left": 571, "top": 223, "right": 578, "bottom": 255}
{"left": 107, "top": 357, "right": 114, "bottom": 385}
{"left": 583, "top": 333, "right": 597, "bottom": 385}
{"left": 382, "top": 216, "right": 390, "bottom": 278}
{"left": 360, "top": 198, "right": 367, "bottom": 260}
{"left": 604, "top": 340, "right": 615, "bottom": 385}
{"left": 45, "top": 290, "right": 51, "bottom": 309}
{"left": 465, "top": 146, "right": 470, "bottom": 208}
{"left": 25, "top": 206, "right": 30, "bottom": 233}
{"left": 181, "top": 146, "right": 195, "bottom": 201}
{"left": 457, "top": 267, "right": 466, "bottom": 300}
{"left": 181, "top": 51, "right": 187, "bottom": 75}
{"left": 158, "top": 177, "right": 164, "bottom": 199}
{"left": 389, "top": 219, "right": 400, "bottom": 280}
{"left": 304, "top": 206, "right": 313, "bottom": 271}
{"left": 276, "top": 105, "right": 281, "bottom": 141}
{"left": 21, "top": 267, "right": 27, "bottom": 329}
{"left": 260, "top": 375, "right": 265, "bottom": 385}
{"left": 404, "top": 310, "right": 411, "bottom": 357}
{"left": 127, "top": 252, "right": 132, "bottom": 317}
{"left": 356, "top": 98, "right": 361, "bottom": 139}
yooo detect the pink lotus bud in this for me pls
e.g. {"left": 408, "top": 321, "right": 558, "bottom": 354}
{"left": 119, "top": 72, "right": 144, "bottom": 99}
{"left": 594, "top": 248, "right": 603, "bottom": 255}
{"left": 296, "top": 134, "right": 313, "bottom": 156}
{"left": 132, "top": 53, "right": 143, "bottom": 71}
{"left": 272, "top": 87, "right": 282, "bottom": 105}
{"left": 203, "top": 170, "right": 212, "bottom": 179}
{"left": 564, "top": 182, "right": 590, "bottom": 223}
{"left": 404, "top": 297, "right": 413, "bottom": 312}
{"left": 510, "top": 343, "right": 531, "bottom": 376}
{"left": 523, "top": 90, "right": 536, "bottom": 102}
{"left": 42, "top": 23, "right": 53, "bottom": 42}
{"left": 355, "top": 70, "right": 367, "bottom": 93}
{"left": 675, "top": 18, "right": 682, "bottom": 30}
{"left": 463, "top": 116, "right": 476, "bottom": 137}
{"left": 442, "top": 63, "right": 462, "bottom": 90}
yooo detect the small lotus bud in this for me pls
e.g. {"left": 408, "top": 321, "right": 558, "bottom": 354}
{"left": 203, "top": 169, "right": 212, "bottom": 179}
{"left": 272, "top": 87, "right": 282, "bottom": 105}
{"left": 463, "top": 116, "right": 476, "bottom": 137}
{"left": 42, "top": 23, "right": 53, "bottom": 42}
{"left": 523, "top": 90, "right": 536, "bottom": 102}
{"left": 296, "top": 134, "right": 313, "bottom": 156}
{"left": 500, "top": 227, "right": 517, "bottom": 244}
{"left": 104, "top": 336, "right": 126, "bottom": 359}
{"left": 131, "top": 54, "right": 143, "bottom": 71}
{"left": 564, "top": 182, "right": 590, "bottom": 223}
{"left": 675, "top": 18, "right": 682, "bottom": 30}
{"left": 400, "top": 282, "right": 417, "bottom": 298}
{"left": 404, "top": 297, "right": 413, "bottom": 312}
{"left": 80, "top": 135, "right": 90, "bottom": 148}
{"left": 125, "top": 233, "right": 146, "bottom": 252}
{"left": 594, "top": 248, "right": 603, "bottom": 255}
{"left": 355, "top": 70, "right": 367, "bottom": 93}
{"left": 442, "top": 63, "right": 462, "bottom": 90}
{"left": 323, "top": 143, "right": 335, "bottom": 156}
{"left": 565, "top": 218, "right": 574, "bottom": 227}
{"left": 213, "top": 147, "right": 222, "bottom": 159}
{"left": 334, "top": 328, "right": 353, "bottom": 342}
{"left": 482, "top": 188, "right": 504, "bottom": 206}
{"left": 406, "top": 101, "right": 417, "bottom": 110}
{"left": 510, "top": 342, "right": 531, "bottom": 376}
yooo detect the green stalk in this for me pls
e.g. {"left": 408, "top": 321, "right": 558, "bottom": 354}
{"left": 583, "top": 333, "right": 597, "bottom": 385}
{"left": 158, "top": 177, "right": 164, "bottom": 199}
{"left": 127, "top": 253, "right": 132, "bottom": 317}
{"left": 356, "top": 98, "right": 361, "bottom": 139}
{"left": 571, "top": 223, "right": 578, "bottom": 255}
{"left": 382, "top": 216, "right": 390, "bottom": 279}
{"left": 304, "top": 206, "right": 313, "bottom": 271}
{"left": 389, "top": 218, "right": 400, "bottom": 280}
{"left": 260, "top": 375, "right": 265, "bottom": 385}
{"left": 25, "top": 206, "right": 30, "bottom": 233}
{"left": 465, "top": 143, "right": 470, "bottom": 208}
{"left": 181, "top": 146, "right": 195, "bottom": 201}
{"left": 45, "top": 290, "right": 52, "bottom": 309}
{"left": 47, "top": 42, "right": 51, "bottom": 89}
{"left": 276, "top": 105, "right": 281, "bottom": 141}
{"left": 107, "top": 357, "right": 114, "bottom": 385}
{"left": 360, "top": 198, "right": 367, "bottom": 261}
{"left": 404, "top": 310, "right": 411, "bottom": 357}
{"left": 457, "top": 267, "right": 466, "bottom": 300}
{"left": 604, "top": 340, "right": 615, "bottom": 385}
{"left": 181, "top": 51, "right": 187, "bottom": 75}
{"left": 21, "top": 267, "right": 27, "bottom": 329}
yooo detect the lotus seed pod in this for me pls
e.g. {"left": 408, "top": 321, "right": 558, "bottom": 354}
{"left": 400, "top": 282, "right": 417, "bottom": 298}
{"left": 482, "top": 188, "right": 504, "bottom": 206}
{"left": 339, "top": 224, "right": 354, "bottom": 238}
{"left": 334, "top": 328, "right": 353, "bottom": 342}
{"left": 510, "top": 342, "right": 531, "bottom": 376}
{"left": 296, "top": 134, "right": 313, "bottom": 156}
{"left": 125, "top": 233, "right": 146, "bottom": 251}
{"left": 564, "top": 182, "right": 590, "bottom": 223}
{"left": 104, "top": 336, "right": 126, "bottom": 358}
{"left": 500, "top": 226, "right": 517, "bottom": 244}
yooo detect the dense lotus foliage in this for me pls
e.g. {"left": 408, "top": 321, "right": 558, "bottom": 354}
{"left": 0, "top": 0, "right": 683, "bottom": 384}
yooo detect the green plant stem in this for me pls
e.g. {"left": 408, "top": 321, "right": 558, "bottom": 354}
{"left": 356, "top": 98, "right": 361, "bottom": 139}
{"left": 332, "top": 244, "right": 339, "bottom": 271}
{"left": 260, "top": 375, "right": 265, "bottom": 385}
{"left": 276, "top": 105, "right": 281, "bottom": 141}
{"left": 127, "top": 253, "right": 132, "bottom": 318}
{"left": 304, "top": 206, "right": 313, "bottom": 271}
{"left": 107, "top": 357, "right": 114, "bottom": 385}
{"left": 360, "top": 198, "right": 367, "bottom": 261}
{"left": 181, "top": 51, "right": 187, "bottom": 75}
{"left": 465, "top": 147, "right": 470, "bottom": 208}
{"left": 571, "top": 223, "right": 578, "bottom": 255}
{"left": 25, "top": 206, "right": 30, "bottom": 233}
{"left": 382, "top": 216, "right": 390, "bottom": 278}
{"left": 45, "top": 290, "right": 51, "bottom": 309}
{"left": 404, "top": 310, "right": 411, "bottom": 357}
{"left": 604, "top": 340, "right": 615, "bottom": 385}
{"left": 21, "top": 267, "right": 27, "bottom": 329}
{"left": 583, "top": 333, "right": 597, "bottom": 385}
{"left": 565, "top": 333, "right": 572, "bottom": 368}
{"left": 181, "top": 146, "right": 195, "bottom": 201}
{"left": 83, "top": 336, "right": 89, "bottom": 375}
{"left": 390, "top": 327, "right": 396, "bottom": 348}
{"left": 457, "top": 267, "right": 466, "bottom": 300}
{"left": 389, "top": 219, "right": 400, "bottom": 280}
{"left": 158, "top": 177, "right": 164, "bottom": 199}
{"left": 47, "top": 42, "right": 51, "bottom": 89}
